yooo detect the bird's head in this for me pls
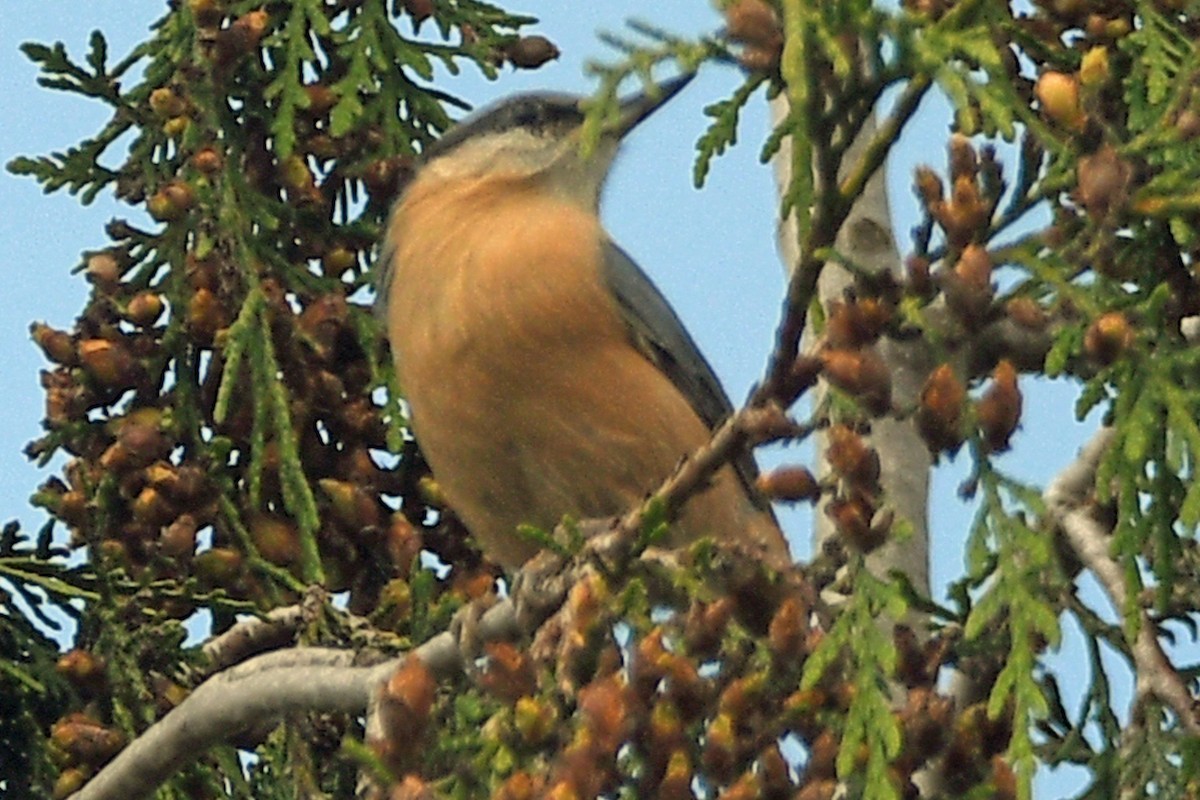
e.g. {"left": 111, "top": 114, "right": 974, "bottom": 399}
{"left": 413, "top": 73, "right": 694, "bottom": 206}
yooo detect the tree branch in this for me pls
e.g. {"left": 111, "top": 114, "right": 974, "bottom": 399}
{"left": 1044, "top": 427, "right": 1200, "bottom": 736}
{"left": 69, "top": 602, "right": 524, "bottom": 800}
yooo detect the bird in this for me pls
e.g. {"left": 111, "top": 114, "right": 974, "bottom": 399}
{"left": 376, "top": 74, "right": 791, "bottom": 572}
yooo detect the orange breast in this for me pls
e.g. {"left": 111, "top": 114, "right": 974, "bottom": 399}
{"left": 384, "top": 172, "right": 788, "bottom": 569}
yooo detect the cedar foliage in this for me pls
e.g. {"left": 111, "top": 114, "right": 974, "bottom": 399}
{"left": 5, "top": 1, "right": 1200, "bottom": 799}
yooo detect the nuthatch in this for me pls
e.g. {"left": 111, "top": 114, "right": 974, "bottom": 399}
{"left": 377, "top": 75, "right": 791, "bottom": 570}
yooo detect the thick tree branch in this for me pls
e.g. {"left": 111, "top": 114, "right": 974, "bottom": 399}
{"left": 1045, "top": 427, "right": 1200, "bottom": 736}
{"left": 70, "top": 648, "right": 367, "bottom": 800}
{"left": 200, "top": 605, "right": 306, "bottom": 669}
{"left": 69, "top": 602, "right": 524, "bottom": 800}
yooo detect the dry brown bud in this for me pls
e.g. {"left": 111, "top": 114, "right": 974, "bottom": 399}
{"left": 390, "top": 775, "right": 435, "bottom": 800}
{"left": 160, "top": 513, "right": 198, "bottom": 558}
{"left": 58, "top": 490, "right": 88, "bottom": 527}
{"left": 825, "top": 298, "right": 889, "bottom": 348}
{"left": 248, "top": 513, "right": 301, "bottom": 566}
{"left": 148, "top": 182, "right": 194, "bottom": 222}
{"left": 403, "top": 0, "right": 434, "bottom": 23}
{"left": 79, "top": 339, "right": 137, "bottom": 388}
{"left": 163, "top": 115, "right": 190, "bottom": 138}
{"left": 56, "top": 649, "right": 106, "bottom": 694}
{"left": 50, "top": 714, "right": 125, "bottom": 765}
{"left": 380, "top": 657, "right": 436, "bottom": 743}
{"left": 914, "top": 166, "right": 944, "bottom": 207}
{"left": 948, "top": 133, "right": 978, "bottom": 181}
{"left": 756, "top": 465, "right": 820, "bottom": 503}
{"left": 191, "top": 146, "right": 223, "bottom": 174}
{"left": 513, "top": 697, "right": 557, "bottom": 746}
{"left": 362, "top": 156, "right": 412, "bottom": 204}
{"left": 991, "top": 756, "right": 1018, "bottom": 800}
{"left": 717, "top": 773, "right": 759, "bottom": 800}
{"left": 386, "top": 514, "right": 423, "bottom": 574}
{"left": 657, "top": 750, "right": 693, "bottom": 800}
{"left": 578, "top": 675, "right": 631, "bottom": 754}
{"left": 1035, "top": 71, "right": 1085, "bottom": 131}
{"left": 725, "top": 0, "right": 783, "bottom": 71}
{"left": 647, "top": 699, "right": 686, "bottom": 756}
{"left": 319, "top": 478, "right": 381, "bottom": 531}
{"left": 194, "top": 547, "right": 243, "bottom": 586}
{"left": 86, "top": 251, "right": 122, "bottom": 285}
{"left": 768, "top": 595, "right": 808, "bottom": 659}
{"left": 916, "top": 363, "right": 966, "bottom": 454}
{"left": 494, "top": 772, "right": 542, "bottom": 800}
{"left": 702, "top": 712, "right": 737, "bottom": 781}
{"left": 1005, "top": 296, "right": 1048, "bottom": 330}
{"left": 53, "top": 768, "right": 88, "bottom": 800}
{"left": 1177, "top": 109, "right": 1200, "bottom": 140}
{"left": 236, "top": 10, "right": 269, "bottom": 45}
{"left": 683, "top": 597, "right": 734, "bottom": 655}
{"left": 1086, "top": 13, "right": 1130, "bottom": 38}
{"left": 480, "top": 641, "right": 535, "bottom": 702}
{"left": 938, "top": 175, "right": 989, "bottom": 247}
{"left": 132, "top": 486, "right": 174, "bottom": 525}
{"left": 186, "top": 287, "right": 224, "bottom": 342}
{"left": 146, "top": 462, "right": 206, "bottom": 501}
{"left": 725, "top": 0, "right": 781, "bottom": 45}
{"left": 826, "top": 424, "right": 881, "bottom": 489}
{"left": 1084, "top": 311, "right": 1134, "bottom": 365}
{"left": 893, "top": 625, "right": 927, "bottom": 688}
{"left": 187, "top": 0, "right": 222, "bottom": 26}
{"left": 125, "top": 291, "right": 165, "bottom": 327}
{"left": 906, "top": 254, "right": 932, "bottom": 298}
{"left": 149, "top": 87, "right": 187, "bottom": 118}
{"left": 739, "top": 44, "right": 783, "bottom": 73}
{"left": 943, "top": 243, "right": 995, "bottom": 323}
{"left": 826, "top": 493, "right": 886, "bottom": 552}
{"left": 808, "top": 729, "right": 839, "bottom": 779}
{"left": 506, "top": 35, "right": 560, "bottom": 69}
{"left": 1079, "top": 46, "right": 1109, "bottom": 87}
{"left": 31, "top": 323, "right": 77, "bottom": 366}
{"left": 820, "top": 347, "right": 892, "bottom": 415}
{"left": 795, "top": 779, "right": 838, "bottom": 800}
{"left": 897, "top": 687, "right": 953, "bottom": 767}
{"left": 977, "top": 359, "right": 1022, "bottom": 452}
{"left": 1077, "top": 144, "right": 1132, "bottom": 219}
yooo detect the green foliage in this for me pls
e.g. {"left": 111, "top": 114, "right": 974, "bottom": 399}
{"left": 802, "top": 566, "right": 906, "bottom": 800}
{"left": 964, "top": 473, "right": 1059, "bottom": 800}
{"left": 0, "top": 523, "right": 77, "bottom": 799}
{"left": 694, "top": 73, "right": 767, "bottom": 188}
{"left": 581, "top": 20, "right": 720, "bottom": 158}
{"left": 10, "top": 0, "right": 1200, "bottom": 798}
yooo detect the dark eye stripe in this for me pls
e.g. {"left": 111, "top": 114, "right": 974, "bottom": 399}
{"left": 421, "top": 93, "right": 583, "bottom": 163}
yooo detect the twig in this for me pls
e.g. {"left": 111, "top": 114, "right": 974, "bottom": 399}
{"left": 1045, "top": 427, "right": 1200, "bottom": 736}
{"left": 594, "top": 404, "right": 798, "bottom": 567}
{"left": 836, "top": 74, "right": 931, "bottom": 218}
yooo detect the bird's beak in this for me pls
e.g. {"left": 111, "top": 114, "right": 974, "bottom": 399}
{"left": 615, "top": 72, "right": 696, "bottom": 138}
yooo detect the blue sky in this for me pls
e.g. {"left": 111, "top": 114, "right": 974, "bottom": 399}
{"left": 0, "top": 2, "right": 1119, "bottom": 795}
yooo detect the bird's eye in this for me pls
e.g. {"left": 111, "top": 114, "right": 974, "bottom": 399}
{"left": 513, "top": 106, "right": 543, "bottom": 128}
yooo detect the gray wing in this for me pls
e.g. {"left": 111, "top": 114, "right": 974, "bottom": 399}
{"left": 602, "top": 241, "right": 767, "bottom": 507}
